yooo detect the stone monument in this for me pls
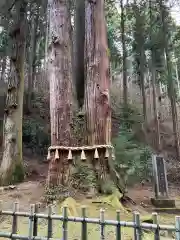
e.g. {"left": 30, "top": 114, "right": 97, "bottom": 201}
{"left": 151, "top": 154, "right": 176, "bottom": 208}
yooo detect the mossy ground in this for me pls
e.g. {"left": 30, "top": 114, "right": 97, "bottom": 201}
{"left": 0, "top": 196, "right": 176, "bottom": 240}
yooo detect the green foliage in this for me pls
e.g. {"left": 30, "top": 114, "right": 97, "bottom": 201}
{"left": 71, "top": 111, "right": 86, "bottom": 146}
{"left": 22, "top": 118, "right": 50, "bottom": 155}
{"left": 120, "top": 104, "right": 143, "bottom": 129}
{"left": 105, "top": 1, "right": 122, "bottom": 72}
{"left": 113, "top": 127, "right": 152, "bottom": 185}
{"left": 0, "top": 30, "right": 8, "bottom": 55}
{"left": 71, "top": 161, "right": 96, "bottom": 192}
{"left": 44, "top": 184, "right": 70, "bottom": 203}
{"left": 113, "top": 105, "right": 152, "bottom": 185}
{"left": 100, "top": 179, "right": 117, "bottom": 195}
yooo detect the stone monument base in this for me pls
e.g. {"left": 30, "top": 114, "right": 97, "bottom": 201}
{"left": 151, "top": 198, "right": 176, "bottom": 208}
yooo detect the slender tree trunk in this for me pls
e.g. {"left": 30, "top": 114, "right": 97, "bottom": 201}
{"left": 47, "top": 0, "right": 73, "bottom": 187}
{"left": 147, "top": 70, "right": 152, "bottom": 117}
{"left": 149, "top": 0, "right": 161, "bottom": 152}
{"left": 0, "top": 0, "right": 27, "bottom": 185}
{"left": 27, "top": 4, "right": 39, "bottom": 113}
{"left": 120, "top": 0, "right": 128, "bottom": 108}
{"left": 139, "top": 48, "right": 147, "bottom": 124}
{"left": 151, "top": 57, "right": 161, "bottom": 151}
{"left": 44, "top": 3, "right": 50, "bottom": 74}
{"left": 85, "top": 0, "right": 111, "bottom": 188}
{"left": 133, "top": 3, "right": 147, "bottom": 125}
{"left": 175, "top": 60, "right": 180, "bottom": 97}
{"left": 159, "top": 0, "right": 180, "bottom": 160}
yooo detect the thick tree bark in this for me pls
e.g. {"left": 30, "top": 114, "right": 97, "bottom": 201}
{"left": 85, "top": 0, "right": 111, "bottom": 187}
{"left": 0, "top": 0, "right": 27, "bottom": 185}
{"left": 47, "top": 0, "right": 73, "bottom": 187}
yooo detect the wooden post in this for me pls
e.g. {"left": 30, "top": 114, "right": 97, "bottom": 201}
{"left": 62, "top": 206, "right": 68, "bottom": 240}
{"left": 33, "top": 203, "right": 40, "bottom": 236}
{"left": 81, "top": 206, "right": 87, "bottom": 240}
{"left": 47, "top": 205, "right": 53, "bottom": 239}
{"left": 100, "top": 209, "right": 105, "bottom": 240}
{"left": 116, "top": 210, "right": 121, "bottom": 240}
{"left": 152, "top": 212, "right": 160, "bottom": 240}
{"left": 28, "top": 205, "right": 35, "bottom": 240}
{"left": 12, "top": 202, "right": 19, "bottom": 240}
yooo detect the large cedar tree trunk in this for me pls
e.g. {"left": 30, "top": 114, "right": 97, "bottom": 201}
{"left": 47, "top": 0, "right": 73, "bottom": 187}
{"left": 0, "top": 0, "right": 27, "bottom": 185}
{"left": 84, "top": 0, "right": 111, "bottom": 187}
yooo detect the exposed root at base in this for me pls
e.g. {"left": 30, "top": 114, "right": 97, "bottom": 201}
{"left": 92, "top": 193, "right": 128, "bottom": 213}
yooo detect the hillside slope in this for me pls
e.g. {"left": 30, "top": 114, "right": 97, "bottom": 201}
{"left": 112, "top": 75, "right": 180, "bottom": 182}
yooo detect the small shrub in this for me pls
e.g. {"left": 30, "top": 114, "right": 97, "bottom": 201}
{"left": 113, "top": 103, "right": 152, "bottom": 186}
{"left": 71, "top": 161, "right": 96, "bottom": 192}
{"left": 120, "top": 104, "right": 143, "bottom": 129}
{"left": 44, "top": 184, "right": 70, "bottom": 203}
{"left": 113, "top": 126, "right": 152, "bottom": 186}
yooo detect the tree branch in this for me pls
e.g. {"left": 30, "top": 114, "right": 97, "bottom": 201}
{"left": 8, "top": 0, "right": 17, "bottom": 12}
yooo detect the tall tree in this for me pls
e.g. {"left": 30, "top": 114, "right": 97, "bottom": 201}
{"left": 159, "top": 0, "right": 180, "bottom": 160}
{"left": 47, "top": 0, "right": 73, "bottom": 186}
{"left": 133, "top": 1, "right": 147, "bottom": 125}
{"left": 84, "top": 0, "right": 112, "bottom": 188}
{"left": 26, "top": 3, "right": 40, "bottom": 113}
{"left": 120, "top": 0, "right": 128, "bottom": 108}
{"left": 0, "top": 0, "right": 27, "bottom": 185}
{"left": 26, "top": 3, "right": 40, "bottom": 112}
{"left": 149, "top": 0, "right": 161, "bottom": 152}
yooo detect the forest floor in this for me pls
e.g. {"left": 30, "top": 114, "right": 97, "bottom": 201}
{"left": 0, "top": 159, "right": 179, "bottom": 239}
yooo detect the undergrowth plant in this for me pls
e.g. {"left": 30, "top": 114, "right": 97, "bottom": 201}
{"left": 70, "top": 160, "right": 96, "bottom": 192}
{"left": 22, "top": 117, "right": 50, "bottom": 156}
{"left": 113, "top": 104, "right": 152, "bottom": 186}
